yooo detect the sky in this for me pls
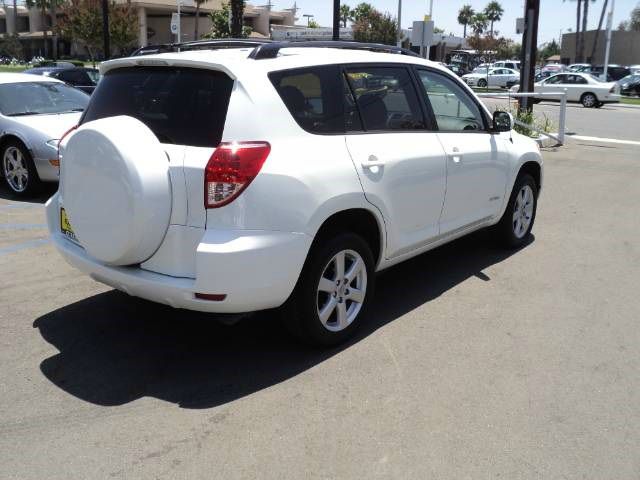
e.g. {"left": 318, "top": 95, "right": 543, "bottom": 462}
{"left": 269, "top": 0, "right": 639, "bottom": 46}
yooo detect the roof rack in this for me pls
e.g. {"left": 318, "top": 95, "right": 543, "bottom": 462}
{"left": 131, "top": 38, "right": 273, "bottom": 57}
{"left": 248, "top": 41, "right": 420, "bottom": 60}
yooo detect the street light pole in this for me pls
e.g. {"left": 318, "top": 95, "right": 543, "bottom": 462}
{"left": 101, "top": 0, "right": 110, "bottom": 60}
{"left": 603, "top": 0, "right": 615, "bottom": 81}
{"left": 397, "top": 0, "right": 402, "bottom": 48}
{"left": 332, "top": 0, "right": 340, "bottom": 41}
{"left": 424, "top": 0, "right": 434, "bottom": 59}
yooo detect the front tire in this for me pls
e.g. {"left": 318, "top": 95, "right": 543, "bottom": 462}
{"left": 282, "top": 233, "right": 375, "bottom": 346}
{"left": 477, "top": 79, "right": 487, "bottom": 88}
{"left": 1, "top": 140, "right": 41, "bottom": 197}
{"left": 495, "top": 173, "right": 538, "bottom": 248}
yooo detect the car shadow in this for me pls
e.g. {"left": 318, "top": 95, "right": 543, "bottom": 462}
{"left": 34, "top": 230, "right": 534, "bottom": 409}
{"left": 0, "top": 182, "right": 57, "bottom": 203}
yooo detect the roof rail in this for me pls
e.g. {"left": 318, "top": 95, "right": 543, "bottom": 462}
{"left": 131, "top": 38, "right": 273, "bottom": 57}
{"left": 248, "top": 41, "right": 420, "bottom": 60}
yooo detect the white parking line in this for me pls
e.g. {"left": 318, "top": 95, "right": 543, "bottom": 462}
{"left": 568, "top": 135, "right": 640, "bottom": 147}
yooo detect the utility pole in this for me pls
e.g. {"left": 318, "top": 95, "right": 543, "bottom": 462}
{"left": 303, "top": 14, "right": 314, "bottom": 26}
{"left": 603, "top": 0, "right": 615, "bottom": 81}
{"left": 333, "top": 0, "right": 340, "bottom": 41}
{"left": 518, "top": 0, "right": 540, "bottom": 112}
{"left": 102, "top": 0, "right": 110, "bottom": 59}
{"left": 424, "top": 0, "right": 434, "bottom": 59}
{"left": 397, "top": 0, "right": 402, "bottom": 48}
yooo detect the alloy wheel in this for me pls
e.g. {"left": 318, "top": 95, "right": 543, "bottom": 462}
{"left": 316, "top": 249, "right": 367, "bottom": 332}
{"left": 512, "top": 185, "right": 534, "bottom": 239}
{"left": 3, "top": 146, "right": 29, "bottom": 193}
{"left": 582, "top": 93, "right": 596, "bottom": 108}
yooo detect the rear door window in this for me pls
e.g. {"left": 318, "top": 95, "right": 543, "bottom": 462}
{"left": 269, "top": 65, "right": 348, "bottom": 134}
{"left": 82, "top": 66, "right": 233, "bottom": 147}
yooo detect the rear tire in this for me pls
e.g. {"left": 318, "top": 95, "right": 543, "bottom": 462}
{"left": 1, "top": 140, "right": 41, "bottom": 198}
{"left": 494, "top": 173, "right": 538, "bottom": 249}
{"left": 282, "top": 232, "right": 375, "bottom": 347}
{"left": 581, "top": 92, "right": 598, "bottom": 108}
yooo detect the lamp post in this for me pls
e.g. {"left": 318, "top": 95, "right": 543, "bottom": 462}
{"left": 397, "top": 0, "right": 402, "bottom": 48}
{"left": 102, "top": 0, "right": 110, "bottom": 59}
{"left": 332, "top": 0, "right": 340, "bottom": 40}
{"left": 303, "top": 14, "right": 314, "bottom": 26}
{"left": 603, "top": 0, "right": 615, "bottom": 81}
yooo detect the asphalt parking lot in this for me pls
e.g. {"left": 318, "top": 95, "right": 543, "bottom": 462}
{"left": 2, "top": 137, "right": 640, "bottom": 477}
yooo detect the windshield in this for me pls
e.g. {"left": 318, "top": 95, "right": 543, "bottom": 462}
{"left": 0, "top": 81, "right": 89, "bottom": 116}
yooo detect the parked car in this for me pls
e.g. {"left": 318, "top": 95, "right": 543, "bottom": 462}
{"left": 585, "top": 65, "right": 631, "bottom": 82}
{"left": 48, "top": 42, "right": 543, "bottom": 346}
{"left": 23, "top": 66, "right": 99, "bottom": 94}
{"left": 568, "top": 63, "right": 591, "bottom": 72}
{"left": 618, "top": 74, "right": 640, "bottom": 96}
{"left": 0, "top": 73, "right": 89, "bottom": 196}
{"left": 630, "top": 65, "right": 640, "bottom": 75}
{"left": 493, "top": 60, "right": 520, "bottom": 71}
{"left": 511, "top": 72, "right": 620, "bottom": 107}
{"left": 462, "top": 68, "right": 520, "bottom": 88}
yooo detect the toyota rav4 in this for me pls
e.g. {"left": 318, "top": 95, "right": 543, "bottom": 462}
{"left": 46, "top": 41, "right": 543, "bottom": 346}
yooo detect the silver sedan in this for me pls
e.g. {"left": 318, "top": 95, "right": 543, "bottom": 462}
{"left": 0, "top": 73, "right": 89, "bottom": 197}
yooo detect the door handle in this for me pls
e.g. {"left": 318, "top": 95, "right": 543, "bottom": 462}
{"left": 362, "top": 155, "right": 385, "bottom": 169}
{"left": 449, "top": 147, "right": 462, "bottom": 164}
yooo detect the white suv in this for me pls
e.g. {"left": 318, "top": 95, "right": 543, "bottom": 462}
{"left": 46, "top": 41, "right": 543, "bottom": 345}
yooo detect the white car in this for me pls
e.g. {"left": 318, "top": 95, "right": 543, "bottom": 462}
{"left": 0, "top": 73, "right": 89, "bottom": 196}
{"left": 462, "top": 68, "right": 519, "bottom": 88}
{"left": 493, "top": 60, "right": 520, "bottom": 71}
{"left": 47, "top": 42, "right": 543, "bottom": 346}
{"left": 511, "top": 72, "right": 620, "bottom": 107}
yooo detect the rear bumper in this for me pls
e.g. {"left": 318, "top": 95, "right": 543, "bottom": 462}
{"left": 46, "top": 194, "right": 313, "bottom": 314}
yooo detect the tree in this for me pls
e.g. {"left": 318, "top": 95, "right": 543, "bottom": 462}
{"left": 352, "top": 8, "right": 397, "bottom": 46}
{"left": 308, "top": 19, "right": 320, "bottom": 28}
{"left": 230, "top": 0, "right": 244, "bottom": 38}
{"left": 579, "top": 0, "right": 596, "bottom": 61}
{"left": 205, "top": 2, "right": 251, "bottom": 38}
{"left": 618, "top": 4, "right": 640, "bottom": 31}
{"left": 540, "top": 39, "right": 560, "bottom": 60}
{"left": 193, "top": 0, "right": 206, "bottom": 40}
{"left": 56, "top": 0, "right": 138, "bottom": 61}
{"left": 590, "top": 0, "right": 608, "bottom": 63}
{"left": 56, "top": 0, "right": 103, "bottom": 61}
{"left": 0, "top": 34, "right": 24, "bottom": 60}
{"left": 470, "top": 13, "right": 488, "bottom": 36}
{"left": 484, "top": 1, "right": 504, "bottom": 37}
{"left": 457, "top": 4, "right": 474, "bottom": 38}
{"left": 339, "top": 4, "right": 352, "bottom": 28}
{"left": 25, "top": 0, "right": 51, "bottom": 57}
{"left": 109, "top": 0, "right": 138, "bottom": 55}
{"left": 352, "top": 3, "right": 374, "bottom": 23}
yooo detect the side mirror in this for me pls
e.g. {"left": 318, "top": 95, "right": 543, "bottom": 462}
{"left": 492, "top": 111, "right": 514, "bottom": 132}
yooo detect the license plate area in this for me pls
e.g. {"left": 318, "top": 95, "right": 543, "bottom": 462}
{"left": 60, "top": 207, "right": 79, "bottom": 243}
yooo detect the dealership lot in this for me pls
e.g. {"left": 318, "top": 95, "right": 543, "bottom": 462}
{"left": 2, "top": 135, "right": 640, "bottom": 478}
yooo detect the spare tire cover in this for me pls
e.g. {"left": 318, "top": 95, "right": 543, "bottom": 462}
{"left": 62, "top": 115, "right": 171, "bottom": 266}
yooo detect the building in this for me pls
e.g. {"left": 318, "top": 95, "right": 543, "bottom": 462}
{"left": 0, "top": 1, "right": 297, "bottom": 59}
{"left": 561, "top": 29, "right": 640, "bottom": 65}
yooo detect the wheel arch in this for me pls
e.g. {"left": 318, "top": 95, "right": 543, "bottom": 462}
{"left": 518, "top": 160, "right": 542, "bottom": 194}
{"left": 311, "top": 208, "right": 385, "bottom": 269}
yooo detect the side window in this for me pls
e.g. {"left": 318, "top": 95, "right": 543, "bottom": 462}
{"left": 269, "top": 65, "right": 348, "bottom": 134}
{"left": 417, "top": 69, "right": 486, "bottom": 132}
{"left": 572, "top": 75, "right": 588, "bottom": 84}
{"left": 344, "top": 66, "right": 425, "bottom": 131}
{"left": 58, "top": 70, "right": 91, "bottom": 85}
{"left": 545, "top": 75, "right": 563, "bottom": 84}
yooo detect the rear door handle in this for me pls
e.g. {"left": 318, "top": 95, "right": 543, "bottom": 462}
{"left": 362, "top": 155, "right": 385, "bottom": 169}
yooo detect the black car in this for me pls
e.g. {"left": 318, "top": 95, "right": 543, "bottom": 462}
{"left": 618, "top": 74, "right": 640, "bottom": 96}
{"left": 23, "top": 66, "right": 99, "bottom": 94}
{"left": 585, "top": 65, "right": 632, "bottom": 82}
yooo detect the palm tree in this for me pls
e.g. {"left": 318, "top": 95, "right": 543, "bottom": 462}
{"left": 26, "top": 0, "right": 50, "bottom": 57}
{"left": 484, "top": 1, "right": 504, "bottom": 37}
{"left": 590, "top": 0, "right": 608, "bottom": 62}
{"left": 564, "top": 0, "right": 583, "bottom": 62}
{"left": 457, "top": 4, "right": 475, "bottom": 38}
{"left": 340, "top": 4, "right": 352, "bottom": 28}
{"left": 470, "top": 13, "right": 488, "bottom": 36}
{"left": 194, "top": 0, "right": 206, "bottom": 40}
{"left": 48, "top": 0, "right": 64, "bottom": 59}
{"left": 579, "top": 0, "right": 596, "bottom": 62}
{"left": 230, "top": 0, "right": 244, "bottom": 38}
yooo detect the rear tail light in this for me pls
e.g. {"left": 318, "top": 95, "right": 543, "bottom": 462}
{"left": 204, "top": 141, "right": 271, "bottom": 208}
{"left": 58, "top": 125, "right": 78, "bottom": 162}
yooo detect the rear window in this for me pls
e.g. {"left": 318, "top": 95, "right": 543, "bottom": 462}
{"left": 82, "top": 66, "right": 233, "bottom": 147}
